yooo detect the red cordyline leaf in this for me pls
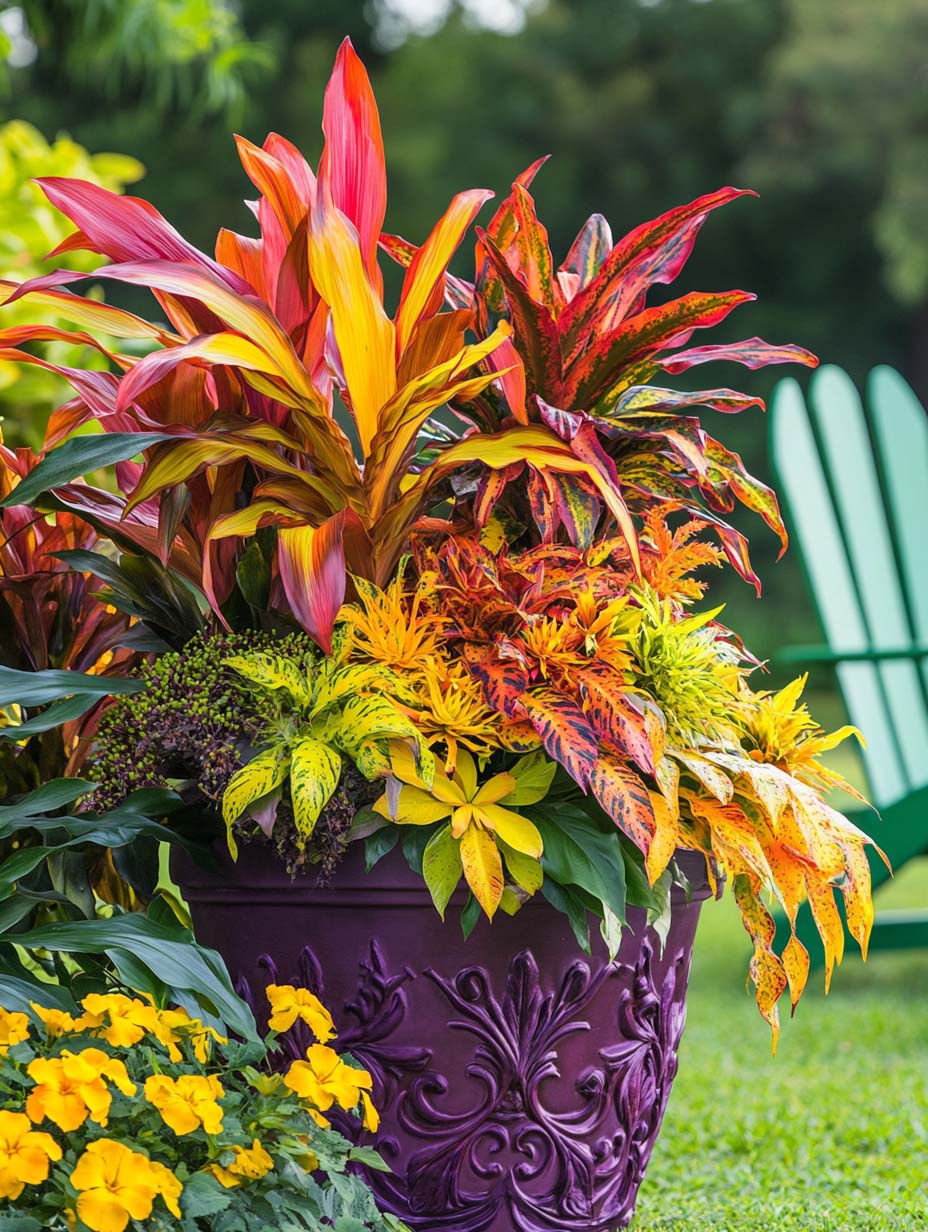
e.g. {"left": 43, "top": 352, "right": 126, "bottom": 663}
{"left": 477, "top": 228, "right": 563, "bottom": 397}
{"left": 563, "top": 289, "right": 755, "bottom": 409}
{"left": 659, "top": 336, "right": 819, "bottom": 374}
{"left": 277, "top": 509, "right": 370, "bottom": 654}
{"left": 558, "top": 186, "right": 757, "bottom": 358}
{"left": 561, "top": 213, "right": 613, "bottom": 296}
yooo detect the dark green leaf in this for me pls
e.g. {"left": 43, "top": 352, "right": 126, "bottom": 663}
{"left": 460, "top": 891, "right": 481, "bottom": 939}
{"left": 4, "top": 914, "right": 259, "bottom": 1043}
{"left": 541, "top": 879, "right": 592, "bottom": 953}
{"left": 0, "top": 432, "right": 172, "bottom": 508}
{"left": 0, "top": 779, "right": 95, "bottom": 823}
{"left": 0, "top": 665, "right": 142, "bottom": 707}
{"left": 179, "top": 1170, "right": 234, "bottom": 1219}
{"left": 0, "top": 694, "right": 98, "bottom": 740}
{"left": 533, "top": 802, "right": 627, "bottom": 923}
{"left": 364, "top": 827, "right": 398, "bottom": 873}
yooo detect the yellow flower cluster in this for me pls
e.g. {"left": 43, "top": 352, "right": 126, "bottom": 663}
{"left": 0, "top": 985, "right": 383, "bottom": 1230}
{"left": 267, "top": 985, "right": 379, "bottom": 1133}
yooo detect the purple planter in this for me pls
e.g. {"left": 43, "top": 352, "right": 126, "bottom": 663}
{"left": 173, "top": 841, "right": 710, "bottom": 1232}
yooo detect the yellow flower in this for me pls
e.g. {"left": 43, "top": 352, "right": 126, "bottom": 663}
{"left": 284, "top": 1044, "right": 375, "bottom": 1123}
{"left": 144, "top": 1073, "right": 225, "bottom": 1136}
{"left": 78, "top": 993, "right": 161, "bottom": 1048}
{"left": 30, "top": 1003, "right": 82, "bottom": 1039}
{"left": 148, "top": 1159, "right": 183, "bottom": 1218}
{"left": 157, "top": 1007, "right": 227, "bottom": 1063}
{"left": 70, "top": 1140, "right": 160, "bottom": 1232}
{"left": 26, "top": 1049, "right": 136, "bottom": 1132}
{"left": 0, "top": 1109, "right": 62, "bottom": 1199}
{"left": 0, "top": 1007, "right": 30, "bottom": 1054}
{"left": 205, "top": 1138, "right": 274, "bottom": 1189}
{"left": 266, "top": 985, "right": 336, "bottom": 1040}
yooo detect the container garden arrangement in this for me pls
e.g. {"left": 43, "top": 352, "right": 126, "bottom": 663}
{"left": 0, "top": 37, "right": 882, "bottom": 1232}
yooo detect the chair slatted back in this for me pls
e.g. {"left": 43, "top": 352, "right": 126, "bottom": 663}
{"left": 771, "top": 365, "right": 928, "bottom": 807}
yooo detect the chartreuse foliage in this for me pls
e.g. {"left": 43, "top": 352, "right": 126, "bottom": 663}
{"left": 0, "top": 981, "right": 404, "bottom": 1230}
{"left": 220, "top": 634, "right": 435, "bottom": 855}
{"left": 0, "top": 38, "right": 882, "bottom": 1049}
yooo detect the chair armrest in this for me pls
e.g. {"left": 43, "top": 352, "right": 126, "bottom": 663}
{"left": 774, "top": 644, "right": 928, "bottom": 666}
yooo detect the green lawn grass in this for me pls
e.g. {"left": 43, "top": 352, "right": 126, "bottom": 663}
{"left": 631, "top": 857, "right": 928, "bottom": 1232}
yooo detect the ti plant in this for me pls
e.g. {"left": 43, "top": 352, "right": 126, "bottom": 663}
{"left": 0, "top": 38, "right": 884, "bottom": 1048}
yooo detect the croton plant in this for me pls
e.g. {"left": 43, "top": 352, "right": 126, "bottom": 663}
{"left": 0, "top": 39, "right": 883, "bottom": 1050}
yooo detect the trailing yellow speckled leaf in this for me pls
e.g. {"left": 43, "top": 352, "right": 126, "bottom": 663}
{"left": 732, "top": 872, "right": 776, "bottom": 948}
{"left": 222, "top": 746, "right": 291, "bottom": 853}
{"left": 589, "top": 748, "right": 656, "bottom": 855}
{"left": 498, "top": 839, "right": 543, "bottom": 897}
{"left": 764, "top": 839, "right": 808, "bottom": 927}
{"left": 645, "top": 790, "right": 679, "bottom": 884}
{"left": 290, "top": 736, "right": 342, "bottom": 841}
{"left": 674, "top": 749, "right": 734, "bottom": 804}
{"left": 749, "top": 947, "right": 787, "bottom": 1054}
{"left": 782, "top": 933, "right": 810, "bottom": 1014}
{"left": 422, "top": 823, "right": 463, "bottom": 920}
{"left": 806, "top": 880, "right": 845, "bottom": 993}
{"left": 838, "top": 841, "right": 874, "bottom": 959}
{"left": 460, "top": 825, "right": 504, "bottom": 920}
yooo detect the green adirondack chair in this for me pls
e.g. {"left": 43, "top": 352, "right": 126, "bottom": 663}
{"left": 769, "top": 364, "right": 928, "bottom": 962}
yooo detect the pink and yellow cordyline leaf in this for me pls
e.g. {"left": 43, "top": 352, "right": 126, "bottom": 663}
{"left": 396, "top": 189, "right": 493, "bottom": 352}
{"left": 215, "top": 228, "right": 264, "bottom": 296}
{"left": 0, "top": 326, "right": 135, "bottom": 373}
{"left": 235, "top": 134, "right": 314, "bottom": 240}
{"left": 277, "top": 510, "right": 367, "bottom": 654}
{"left": 0, "top": 280, "right": 177, "bottom": 343}
{"left": 559, "top": 186, "right": 757, "bottom": 357}
{"left": 562, "top": 290, "right": 756, "bottom": 409}
{"left": 114, "top": 332, "right": 302, "bottom": 414}
{"left": 658, "top": 336, "right": 819, "bottom": 375}
{"left": 318, "top": 38, "right": 387, "bottom": 289}
{"left": 308, "top": 199, "right": 396, "bottom": 454}
{"left": 36, "top": 177, "right": 249, "bottom": 289}
{"left": 6, "top": 263, "right": 320, "bottom": 406}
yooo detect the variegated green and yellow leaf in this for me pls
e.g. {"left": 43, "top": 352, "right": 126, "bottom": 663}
{"left": 290, "top": 736, "right": 342, "bottom": 841}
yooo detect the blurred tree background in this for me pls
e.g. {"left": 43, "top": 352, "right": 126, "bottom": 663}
{"left": 2, "top": 0, "right": 926, "bottom": 664}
